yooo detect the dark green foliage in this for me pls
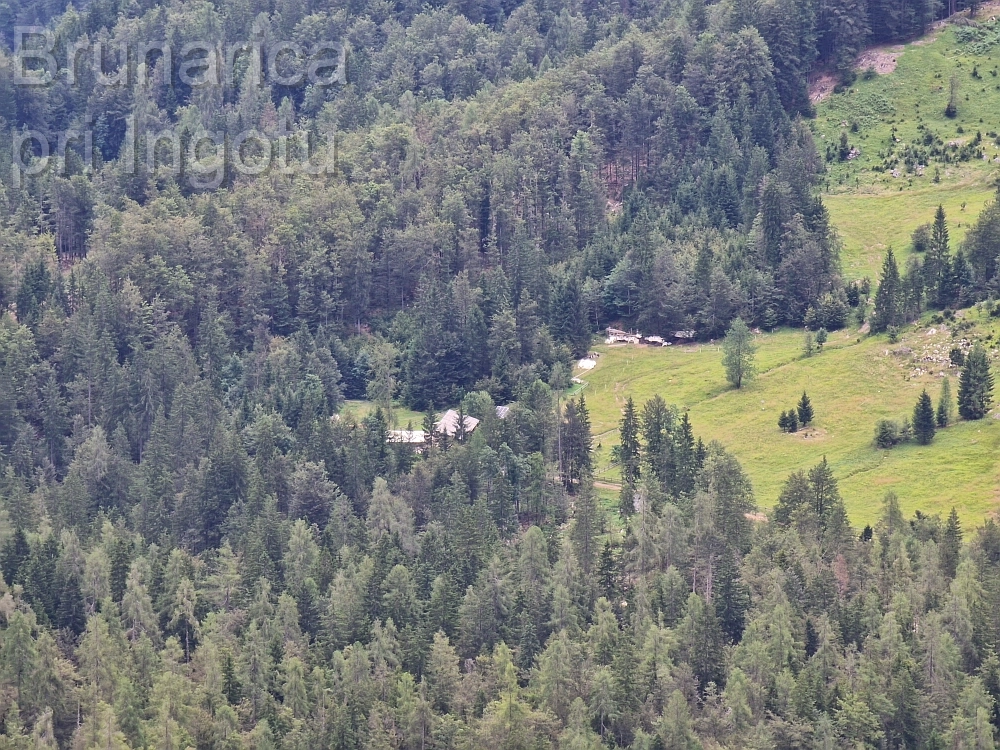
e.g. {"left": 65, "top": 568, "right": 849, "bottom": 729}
{"left": 797, "top": 391, "right": 814, "bottom": 426}
{"left": 958, "top": 343, "right": 994, "bottom": 420}
{"left": 938, "top": 377, "right": 953, "bottom": 427}
{"left": 561, "top": 396, "right": 592, "bottom": 491}
{"left": 0, "top": 0, "right": 990, "bottom": 743}
{"left": 618, "top": 397, "right": 641, "bottom": 515}
{"left": 872, "top": 248, "right": 905, "bottom": 334}
{"left": 913, "top": 389, "right": 936, "bottom": 445}
{"left": 941, "top": 507, "right": 962, "bottom": 578}
{"left": 779, "top": 408, "right": 799, "bottom": 433}
{"left": 875, "top": 418, "right": 904, "bottom": 448}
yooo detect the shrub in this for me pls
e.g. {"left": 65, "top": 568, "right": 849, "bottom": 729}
{"left": 874, "top": 419, "right": 903, "bottom": 449}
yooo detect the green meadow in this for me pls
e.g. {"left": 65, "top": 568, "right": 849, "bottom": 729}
{"left": 578, "top": 18, "right": 1000, "bottom": 524}
{"left": 579, "top": 317, "right": 1000, "bottom": 526}
{"left": 812, "top": 22, "right": 1000, "bottom": 281}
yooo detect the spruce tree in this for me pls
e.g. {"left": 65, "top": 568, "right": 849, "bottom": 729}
{"left": 618, "top": 397, "right": 641, "bottom": 516}
{"left": 940, "top": 507, "right": 962, "bottom": 579}
{"left": 958, "top": 343, "right": 994, "bottom": 420}
{"left": 797, "top": 392, "right": 814, "bottom": 426}
{"left": 721, "top": 318, "right": 757, "bottom": 389}
{"left": 872, "top": 248, "right": 904, "bottom": 334}
{"left": 927, "top": 204, "right": 950, "bottom": 308}
{"left": 913, "top": 389, "right": 935, "bottom": 445}
{"left": 787, "top": 408, "right": 798, "bottom": 433}
{"left": 778, "top": 410, "right": 790, "bottom": 432}
{"left": 937, "top": 377, "right": 952, "bottom": 428}
{"left": 939, "top": 506, "right": 962, "bottom": 578}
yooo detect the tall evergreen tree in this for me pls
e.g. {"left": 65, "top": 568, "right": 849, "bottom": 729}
{"left": 561, "top": 396, "right": 592, "bottom": 490}
{"left": 913, "top": 389, "right": 936, "bottom": 445}
{"left": 618, "top": 397, "right": 641, "bottom": 516}
{"left": 797, "top": 391, "right": 814, "bottom": 426}
{"left": 940, "top": 507, "right": 962, "bottom": 579}
{"left": 872, "top": 248, "right": 904, "bottom": 334}
{"left": 926, "top": 205, "right": 950, "bottom": 308}
{"left": 958, "top": 344, "right": 994, "bottom": 420}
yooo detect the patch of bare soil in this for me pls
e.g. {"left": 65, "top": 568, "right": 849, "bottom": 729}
{"left": 856, "top": 45, "right": 904, "bottom": 75}
{"left": 809, "top": 72, "right": 837, "bottom": 103}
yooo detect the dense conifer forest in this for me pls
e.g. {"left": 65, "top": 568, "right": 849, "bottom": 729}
{"left": 2, "top": 0, "right": 1000, "bottom": 746}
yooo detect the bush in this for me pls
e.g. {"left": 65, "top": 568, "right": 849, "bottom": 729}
{"left": 950, "top": 346, "right": 966, "bottom": 366}
{"left": 874, "top": 419, "right": 904, "bottom": 449}
{"left": 862, "top": 66, "right": 877, "bottom": 81}
{"left": 911, "top": 224, "right": 931, "bottom": 253}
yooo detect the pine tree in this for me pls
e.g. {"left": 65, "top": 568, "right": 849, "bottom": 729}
{"left": 803, "top": 331, "right": 815, "bottom": 357}
{"left": 938, "top": 377, "right": 953, "bottom": 427}
{"left": 618, "top": 397, "right": 641, "bottom": 516}
{"left": 872, "top": 248, "right": 904, "bottom": 333}
{"left": 778, "top": 410, "right": 790, "bottom": 432}
{"left": 958, "top": 343, "right": 994, "bottom": 420}
{"left": 941, "top": 507, "right": 962, "bottom": 579}
{"left": 913, "top": 389, "right": 936, "bottom": 445}
{"left": 721, "top": 318, "right": 757, "bottom": 389}
{"left": 797, "top": 392, "right": 814, "bottom": 426}
{"left": 786, "top": 408, "right": 798, "bottom": 433}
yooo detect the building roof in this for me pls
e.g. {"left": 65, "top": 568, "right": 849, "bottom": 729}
{"left": 495, "top": 405, "right": 511, "bottom": 420}
{"left": 388, "top": 429, "right": 427, "bottom": 444}
{"left": 435, "top": 409, "right": 480, "bottom": 437}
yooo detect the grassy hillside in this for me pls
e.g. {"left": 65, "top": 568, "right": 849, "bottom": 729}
{"left": 581, "top": 315, "right": 1000, "bottom": 526}
{"left": 812, "top": 21, "right": 1000, "bottom": 281}
{"left": 574, "top": 17, "right": 1000, "bottom": 524}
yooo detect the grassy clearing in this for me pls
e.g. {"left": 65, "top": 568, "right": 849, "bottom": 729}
{"left": 578, "top": 317, "right": 1000, "bottom": 526}
{"left": 812, "top": 23, "right": 1000, "bottom": 280}
{"left": 341, "top": 399, "right": 427, "bottom": 428}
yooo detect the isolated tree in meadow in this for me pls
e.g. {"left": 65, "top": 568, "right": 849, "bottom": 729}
{"left": 958, "top": 344, "right": 994, "bottom": 420}
{"left": 797, "top": 392, "right": 814, "bottom": 426}
{"left": 722, "top": 318, "right": 756, "bottom": 389}
{"left": 937, "top": 377, "right": 953, "bottom": 427}
{"left": 816, "top": 327, "right": 828, "bottom": 351}
{"left": 913, "top": 389, "right": 936, "bottom": 445}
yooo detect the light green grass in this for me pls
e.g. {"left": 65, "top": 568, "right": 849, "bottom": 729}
{"left": 341, "top": 399, "right": 427, "bottom": 428}
{"left": 579, "top": 320, "right": 1000, "bottom": 526}
{"left": 825, "top": 177, "right": 995, "bottom": 281}
{"left": 813, "top": 24, "right": 1000, "bottom": 280}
